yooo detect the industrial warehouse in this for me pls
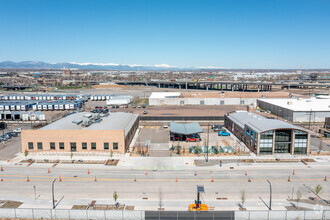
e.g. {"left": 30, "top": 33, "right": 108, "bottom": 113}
{"left": 21, "top": 112, "right": 139, "bottom": 153}
{"left": 224, "top": 111, "right": 310, "bottom": 155}
{"left": 257, "top": 97, "right": 330, "bottom": 122}
{"left": 148, "top": 91, "right": 302, "bottom": 106}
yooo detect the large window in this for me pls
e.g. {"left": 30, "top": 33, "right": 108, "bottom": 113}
{"left": 274, "top": 130, "right": 291, "bottom": 153}
{"left": 91, "top": 142, "right": 96, "bottom": 150}
{"left": 260, "top": 131, "right": 273, "bottom": 154}
{"left": 70, "top": 142, "right": 76, "bottom": 152}
{"left": 28, "top": 142, "right": 33, "bottom": 150}
{"left": 294, "top": 130, "right": 308, "bottom": 154}
{"left": 113, "top": 142, "right": 118, "bottom": 150}
{"left": 104, "top": 142, "right": 109, "bottom": 150}
{"left": 59, "top": 142, "right": 64, "bottom": 150}
{"left": 82, "top": 142, "right": 87, "bottom": 150}
{"left": 37, "top": 142, "right": 43, "bottom": 150}
{"left": 50, "top": 142, "right": 55, "bottom": 150}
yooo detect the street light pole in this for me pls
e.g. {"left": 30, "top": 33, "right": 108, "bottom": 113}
{"left": 267, "top": 180, "right": 272, "bottom": 210}
{"left": 206, "top": 122, "right": 209, "bottom": 162}
{"left": 52, "top": 178, "right": 57, "bottom": 209}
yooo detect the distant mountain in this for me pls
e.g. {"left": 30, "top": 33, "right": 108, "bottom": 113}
{"left": 0, "top": 61, "right": 223, "bottom": 71}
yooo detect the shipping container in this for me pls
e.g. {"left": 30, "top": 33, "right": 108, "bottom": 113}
{"left": 28, "top": 111, "right": 37, "bottom": 121}
{"left": 20, "top": 111, "right": 29, "bottom": 121}
{"left": 12, "top": 111, "right": 20, "bottom": 120}
{"left": 36, "top": 111, "right": 45, "bottom": 121}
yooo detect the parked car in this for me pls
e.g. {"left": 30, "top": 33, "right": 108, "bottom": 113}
{"left": 132, "top": 105, "right": 136, "bottom": 108}
{"left": 163, "top": 123, "right": 168, "bottom": 128}
{"left": 138, "top": 105, "right": 141, "bottom": 108}
{"left": 115, "top": 105, "right": 119, "bottom": 108}
{"left": 218, "top": 130, "right": 230, "bottom": 136}
{"left": 124, "top": 105, "right": 128, "bottom": 108}
{"left": 143, "top": 110, "right": 148, "bottom": 114}
{"left": 186, "top": 135, "right": 199, "bottom": 142}
{"left": 171, "top": 135, "right": 183, "bottom": 141}
{"left": 13, "top": 128, "right": 22, "bottom": 133}
{"left": 142, "top": 104, "right": 146, "bottom": 108}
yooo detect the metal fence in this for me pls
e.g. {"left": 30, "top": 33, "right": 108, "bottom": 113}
{"left": 139, "top": 116, "right": 224, "bottom": 121}
{"left": 0, "top": 208, "right": 329, "bottom": 220}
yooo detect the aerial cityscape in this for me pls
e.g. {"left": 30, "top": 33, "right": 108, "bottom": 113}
{"left": 0, "top": 0, "right": 329, "bottom": 220}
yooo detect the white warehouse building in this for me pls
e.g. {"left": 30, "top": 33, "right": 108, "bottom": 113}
{"left": 149, "top": 92, "right": 300, "bottom": 106}
{"left": 257, "top": 98, "right": 330, "bottom": 122}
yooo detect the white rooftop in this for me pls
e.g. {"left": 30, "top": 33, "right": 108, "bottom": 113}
{"left": 40, "top": 112, "right": 138, "bottom": 136}
{"left": 258, "top": 98, "right": 330, "bottom": 112}
{"left": 149, "top": 92, "right": 181, "bottom": 99}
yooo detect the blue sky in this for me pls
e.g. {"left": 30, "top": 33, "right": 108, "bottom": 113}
{"left": 0, "top": 0, "right": 329, "bottom": 68}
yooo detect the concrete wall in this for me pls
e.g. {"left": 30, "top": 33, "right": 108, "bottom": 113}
{"left": 21, "top": 129, "right": 126, "bottom": 153}
{"left": 149, "top": 97, "right": 257, "bottom": 106}
{"left": 258, "top": 100, "right": 330, "bottom": 122}
{"left": 293, "top": 111, "right": 330, "bottom": 123}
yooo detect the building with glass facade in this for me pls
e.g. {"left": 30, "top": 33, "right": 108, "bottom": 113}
{"left": 224, "top": 111, "right": 310, "bottom": 155}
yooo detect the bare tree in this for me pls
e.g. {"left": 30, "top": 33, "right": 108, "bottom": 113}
{"left": 318, "top": 138, "right": 323, "bottom": 153}
{"left": 110, "top": 150, "right": 113, "bottom": 160}
{"left": 159, "top": 187, "right": 163, "bottom": 209}
{"left": 177, "top": 141, "right": 180, "bottom": 155}
{"left": 296, "top": 190, "right": 302, "bottom": 208}
{"left": 315, "top": 185, "right": 323, "bottom": 195}
{"left": 240, "top": 190, "right": 246, "bottom": 208}
{"left": 24, "top": 149, "right": 29, "bottom": 159}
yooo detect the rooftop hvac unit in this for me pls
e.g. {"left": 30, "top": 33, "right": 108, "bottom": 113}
{"left": 83, "top": 113, "right": 92, "bottom": 118}
{"left": 82, "top": 118, "right": 92, "bottom": 127}
{"left": 287, "top": 101, "right": 293, "bottom": 105}
{"left": 72, "top": 119, "right": 83, "bottom": 125}
{"left": 306, "top": 100, "right": 312, "bottom": 102}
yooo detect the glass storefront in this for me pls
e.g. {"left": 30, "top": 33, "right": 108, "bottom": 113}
{"left": 274, "top": 130, "right": 291, "bottom": 153}
{"left": 259, "top": 131, "right": 273, "bottom": 154}
{"left": 294, "top": 130, "right": 308, "bottom": 154}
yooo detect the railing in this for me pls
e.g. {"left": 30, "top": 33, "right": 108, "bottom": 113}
{"left": 0, "top": 208, "right": 329, "bottom": 219}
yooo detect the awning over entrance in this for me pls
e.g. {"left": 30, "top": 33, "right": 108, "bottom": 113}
{"left": 170, "top": 122, "right": 203, "bottom": 135}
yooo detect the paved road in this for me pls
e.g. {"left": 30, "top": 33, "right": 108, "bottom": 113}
{"left": 0, "top": 165, "right": 329, "bottom": 210}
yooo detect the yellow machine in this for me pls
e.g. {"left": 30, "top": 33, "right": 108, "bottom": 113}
{"left": 189, "top": 185, "right": 210, "bottom": 211}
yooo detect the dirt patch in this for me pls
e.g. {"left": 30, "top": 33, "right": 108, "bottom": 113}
{"left": 104, "top": 159, "right": 119, "bottom": 166}
{"left": 0, "top": 201, "right": 23, "bottom": 208}
{"left": 285, "top": 206, "right": 312, "bottom": 211}
{"left": 93, "top": 84, "right": 132, "bottom": 89}
{"left": 72, "top": 204, "right": 134, "bottom": 210}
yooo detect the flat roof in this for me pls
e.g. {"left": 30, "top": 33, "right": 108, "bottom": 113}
{"left": 227, "top": 111, "right": 307, "bottom": 133}
{"left": 149, "top": 92, "right": 181, "bottom": 99}
{"left": 170, "top": 122, "right": 203, "bottom": 135}
{"left": 40, "top": 112, "right": 138, "bottom": 136}
{"left": 150, "top": 91, "right": 305, "bottom": 99}
{"left": 258, "top": 98, "right": 330, "bottom": 112}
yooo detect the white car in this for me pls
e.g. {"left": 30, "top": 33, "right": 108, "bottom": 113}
{"left": 163, "top": 123, "right": 168, "bottom": 128}
{"left": 13, "top": 128, "right": 22, "bottom": 133}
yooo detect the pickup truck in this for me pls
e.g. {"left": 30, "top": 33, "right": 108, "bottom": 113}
{"left": 218, "top": 131, "right": 230, "bottom": 136}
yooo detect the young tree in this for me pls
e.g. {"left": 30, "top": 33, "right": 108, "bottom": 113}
{"left": 110, "top": 150, "right": 113, "bottom": 160}
{"left": 315, "top": 184, "right": 323, "bottom": 195}
{"left": 24, "top": 149, "right": 29, "bottom": 158}
{"left": 296, "top": 190, "right": 302, "bottom": 208}
{"left": 113, "top": 191, "right": 119, "bottom": 203}
{"left": 240, "top": 190, "right": 246, "bottom": 209}
{"left": 177, "top": 141, "right": 180, "bottom": 155}
{"left": 70, "top": 152, "right": 73, "bottom": 160}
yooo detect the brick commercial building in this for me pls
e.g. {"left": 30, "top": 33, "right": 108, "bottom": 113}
{"left": 21, "top": 112, "right": 139, "bottom": 154}
{"left": 225, "top": 111, "right": 310, "bottom": 155}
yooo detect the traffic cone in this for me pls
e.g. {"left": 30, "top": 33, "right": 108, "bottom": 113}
{"left": 1, "top": 166, "right": 3, "bottom": 171}
{"left": 211, "top": 177, "right": 214, "bottom": 182}
{"left": 248, "top": 177, "right": 251, "bottom": 182}
{"left": 292, "top": 170, "right": 295, "bottom": 175}
{"left": 288, "top": 176, "right": 290, "bottom": 182}
{"left": 325, "top": 176, "right": 327, "bottom": 181}
{"left": 27, "top": 176, "right": 30, "bottom": 182}
{"left": 134, "top": 176, "right": 136, "bottom": 182}
{"left": 1, "top": 179, "right": 3, "bottom": 181}
{"left": 245, "top": 170, "right": 247, "bottom": 176}
{"left": 88, "top": 169, "right": 90, "bottom": 174}
{"left": 194, "top": 171, "right": 197, "bottom": 176}
{"left": 59, "top": 176, "right": 62, "bottom": 182}
{"left": 94, "top": 176, "right": 97, "bottom": 182}
{"left": 48, "top": 169, "right": 50, "bottom": 173}
{"left": 176, "top": 178, "right": 178, "bottom": 182}
{"left": 145, "top": 170, "right": 148, "bottom": 175}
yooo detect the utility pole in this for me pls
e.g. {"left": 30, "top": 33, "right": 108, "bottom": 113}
{"left": 52, "top": 178, "right": 57, "bottom": 209}
{"left": 308, "top": 109, "right": 312, "bottom": 129}
{"left": 267, "top": 180, "right": 272, "bottom": 210}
